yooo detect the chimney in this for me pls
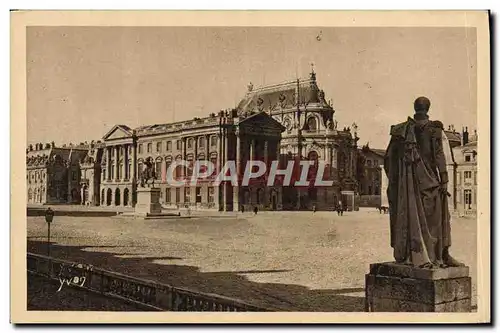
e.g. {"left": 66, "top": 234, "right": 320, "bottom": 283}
{"left": 462, "top": 126, "right": 469, "bottom": 146}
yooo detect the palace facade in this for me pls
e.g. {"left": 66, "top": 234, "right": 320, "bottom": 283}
{"left": 236, "top": 70, "right": 360, "bottom": 211}
{"left": 27, "top": 70, "right": 362, "bottom": 211}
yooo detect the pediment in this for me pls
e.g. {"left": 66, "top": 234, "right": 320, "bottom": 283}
{"left": 103, "top": 125, "right": 133, "bottom": 141}
{"left": 239, "top": 112, "right": 286, "bottom": 132}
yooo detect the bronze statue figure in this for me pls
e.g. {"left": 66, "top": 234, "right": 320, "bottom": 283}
{"left": 384, "top": 96, "right": 464, "bottom": 269}
{"left": 140, "top": 157, "right": 156, "bottom": 188}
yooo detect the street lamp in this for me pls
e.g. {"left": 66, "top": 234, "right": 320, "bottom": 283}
{"left": 44, "top": 208, "right": 54, "bottom": 257}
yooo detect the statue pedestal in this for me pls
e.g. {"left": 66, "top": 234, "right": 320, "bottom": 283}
{"left": 134, "top": 187, "right": 162, "bottom": 216}
{"left": 365, "top": 262, "right": 471, "bottom": 312}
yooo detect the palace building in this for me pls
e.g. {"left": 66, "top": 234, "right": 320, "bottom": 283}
{"left": 27, "top": 70, "right": 361, "bottom": 211}
{"left": 236, "top": 69, "right": 360, "bottom": 211}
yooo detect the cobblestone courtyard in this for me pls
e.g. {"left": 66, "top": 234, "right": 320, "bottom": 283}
{"left": 27, "top": 210, "right": 477, "bottom": 311}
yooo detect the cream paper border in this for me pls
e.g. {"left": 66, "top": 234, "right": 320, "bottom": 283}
{"left": 11, "top": 10, "right": 490, "bottom": 324}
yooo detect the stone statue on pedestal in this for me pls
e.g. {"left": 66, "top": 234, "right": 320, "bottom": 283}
{"left": 140, "top": 157, "right": 156, "bottom": 188}
{"left": 383, "top": 96, "right": 464, "bottom": 269}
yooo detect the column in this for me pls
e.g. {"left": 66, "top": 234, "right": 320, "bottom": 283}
{"left": 215, "top": 133, "right": 221, "bottom": 210}
{"left": 182, "top": 137, "right": 187, "bottom": 179}
{"left": 106, "top": 146, "right": 112, "bottom": 181}
{"left": 264, "top": 140, "right": 269, "bottom": 204}
{"left": 114, "top": 146, "right": 119, "bottom": 181}
{"left": 122, "top": 145, "right": 127, "bottom": 181}
{"left": 131, "top": 143, "right": 137, "bottom": 182}
{"left": 223, "top": 131, "right": 228, "bottom": 211}
{"left": 250, "top": 139, "right": 255, "bottom": 162}
{"left": 206, "top": 134, "right": 210, "bottom": 157}
{"left": 233, "top": 130, "right": 240, "bottom": 211}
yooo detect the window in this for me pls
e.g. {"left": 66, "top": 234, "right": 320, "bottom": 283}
{"left": 138, "top": 144, "right": 143, "bottom": 154}
{"left": 165, "top": 161, "right": 172, "bottom": 178}
{"left": 187, "top": 138, "right": 193, "bottom": 149}
{"left": 184, "top": 187, "right": 190, "bottom": 203}
{"left": 367, "top": 160, "right": 372, "bottom": 167}
{"left": 186, "top": 156, "right": 193, "bottom": 177}
{"left": 175, "top": 188, "right": 180, "bottom": 203}
{"left": 464, "top": 189, "right": 472, "bottom": 208}
{"left": 210, "top": 136, "right": 217, "bottom": 147}
{"left": 72, "top": 171, "right": 77, "bottom": 181}
{"left": 155, "top": 161, "right": 162, "bottom": 179}
{"left": 307, "top": 117, "right": 317, "bottom": 131}
{"left": 102, "top": 169, "right": 106, "bottom": 181}
{"left": 464, "top": 171, "right": 472, "bottom": 183}
{"left": 156, "top": 142, "right": 162, "bottom": 153}
{"left": 199, "top": 137, "right": 205, "bottom": 149}
{"left": 127, "top": 162, "right": 131, "bottom": 179}
{"left": 208, "top": 187, "right": 214, "bottom": 203}
{"left": 474, "top": 171, "right": 477, "bottom": 185}
{"left": 165, "top": 188, "right": 171, "bottom": 203}
{"left": 147, "top": 143, "right": 152, "bottom": 153}
{"left": 210, "top": 156, "right": 218, "bottom": 175}
{"left": 196, "top": 187, "right": 202, "bottom": 203}
{"left": 176, "top": 140, "right": 182, "bottom": 150}
{"left": 117, "top": 164, "right": 122, "bottom": 180}
{"left": 110, "top": 166, "right": 114, "bottom": 180}
{"left": 166, "top": 141, "right": 172, "bottom": 151}
{"left": 465, "top": 154, "right": 471, "bottom": 162}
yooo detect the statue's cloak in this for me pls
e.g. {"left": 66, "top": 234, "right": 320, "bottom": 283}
{"left": 383, "top": 117, "right": 451, "bottom": 266}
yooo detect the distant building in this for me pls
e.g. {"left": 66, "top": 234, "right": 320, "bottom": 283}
{"left": 357, "top": 145, "right": 385, "bottom": 207}
{"left": 237, "top": 69, "right": 360, "bottom": 211}
{"left": 27, "top": 70, "right": 361, "bottom": 211}
{"left": 26, "top": 142, "right": 97, "bottom": 204}
{"left": 449, "top": 127, "right": 478, "bottom": 217}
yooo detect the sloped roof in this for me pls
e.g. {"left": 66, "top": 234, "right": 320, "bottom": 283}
{"left": 236, "top": 74, "right": 332, "bottom": 116}
{"left": 238, "top": 111, "right": 286, "bottom": 132}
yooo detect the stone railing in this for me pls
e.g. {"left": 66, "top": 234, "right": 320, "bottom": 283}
{"left": 27, "top": 252, "right": 269, "bottom": 312}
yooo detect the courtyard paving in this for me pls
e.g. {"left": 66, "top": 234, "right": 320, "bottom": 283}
{"left": 26, "top": 210, "right": 477, "bottom": 311}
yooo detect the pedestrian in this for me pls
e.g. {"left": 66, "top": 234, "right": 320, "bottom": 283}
{"left": 253, "top": 206, "right": 258, "bottom": 215}
{"left": 241, "top": 205, "right": 245, "bottom": 213}
{"left": 312, "top": 205, "right": 316, "bottom": 213}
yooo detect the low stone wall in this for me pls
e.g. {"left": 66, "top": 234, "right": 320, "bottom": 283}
{"left": 27, "top": 252, "right": 270, "bottom": 312}
{"left": 27, "top": 207, "right": 119, "bottom": 217}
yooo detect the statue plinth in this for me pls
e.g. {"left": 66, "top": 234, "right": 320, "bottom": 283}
{"left": 134, "top": 187, "right": 162, "bottom": 216}
{"left": 365, "top": 262, "right": 471, "bottom": 312}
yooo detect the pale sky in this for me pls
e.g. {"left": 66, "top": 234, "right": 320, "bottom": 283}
{"left": 27, "top": 27, "right": 477, "bottom": 149}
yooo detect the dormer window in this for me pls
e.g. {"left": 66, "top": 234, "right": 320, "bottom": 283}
{"left": 465, "top": 154, "right": 471, "bottom": 162}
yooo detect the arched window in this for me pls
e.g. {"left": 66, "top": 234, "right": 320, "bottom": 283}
{"left": 147, "top": 143, "right": 152, "bottom": 153}
{"left": 156, "top": 142, "right": 162, "bottom": 153}
{"left": 307, "top": 117, "right": 318, "bottom": 131}
{"left": 199, "top": 137, "right": 205, "bottom": 149}
{"left": 138, "top": 144, "right": 143, "bottom": 154}
{"left": 210, "top": 136, "right": 217, "bottom": 147}
{"left": 166, "top": 141, "right": 172, "bottom": 151}
{"left": 155, "top": 158, "right": 162, "bottom": 179}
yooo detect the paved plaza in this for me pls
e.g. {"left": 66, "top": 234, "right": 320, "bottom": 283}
{"left": 27, "top": 210, "right": 477, "bottom": 311}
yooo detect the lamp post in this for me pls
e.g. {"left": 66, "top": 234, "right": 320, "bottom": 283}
{"left": 44, "top": 208, "right": 54, "bottom": 257}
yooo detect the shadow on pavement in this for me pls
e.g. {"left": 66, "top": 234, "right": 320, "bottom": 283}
{"left": 27, "top": 239, "right": 365, "bottom": 312}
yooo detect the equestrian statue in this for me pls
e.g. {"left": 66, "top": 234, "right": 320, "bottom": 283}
{"left": 139, "top": 157, "right": 156, "bottom": 188}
